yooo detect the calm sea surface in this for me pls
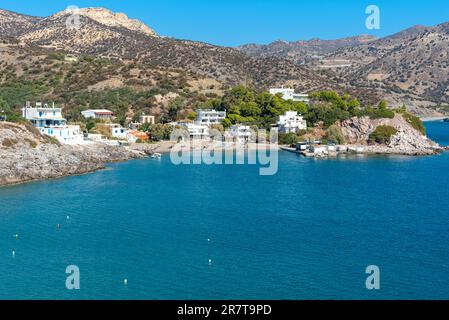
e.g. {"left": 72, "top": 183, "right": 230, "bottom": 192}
{"left": 0, "top": 121, "right": 448, "bottom": 299}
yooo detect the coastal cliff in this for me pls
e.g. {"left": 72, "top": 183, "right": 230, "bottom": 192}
{"left": 0, "top": 122, "right": 147, "bottom": 186}
{"left": 337, "top": 114, "right": 442, "bottom": 155}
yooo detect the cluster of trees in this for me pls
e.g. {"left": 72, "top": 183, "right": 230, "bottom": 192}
{"left": 194, "top": 86, "right": 307, "bottom": 128}
{"left": 305, "top": 92, "right": 395, "bottom": 128}
{"left": 0, "top": 96, "right": 22, "bottom": 122}
{"left": 0, "top": 79, "right": 48, "bottom": 111}
{"left": 139, "top": 123, "right": 174, "bottom": 141}
{"left": 192, "top": 87, "right": 398, "bottom": 131}
{"left": 305, "top": 91, "right": 361, "bottom": 128}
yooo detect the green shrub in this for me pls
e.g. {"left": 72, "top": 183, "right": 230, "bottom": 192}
{"left": 362, "top": 101, "right": 395, "bottom": 119}
{"left": 279, "top": 132, "right": 299, "bottom": 146}
{"left": 369, "top": 125, "right": 398, "bottom": 144}
{"left": 401, "top": 111, "right": 426, "bottom": 135}
{"left": 325, "top": 125, "right": 345, "bottom": 144}
{"left": 140, "top": 123, "right": 174, "bottom": 141}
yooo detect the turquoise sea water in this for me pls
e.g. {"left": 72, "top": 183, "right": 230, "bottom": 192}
{"left": 0, "top": 121, "right": 449, "bottom": 300}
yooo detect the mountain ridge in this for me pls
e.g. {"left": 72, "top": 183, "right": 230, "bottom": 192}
{"left": 237, "top": 35, "right": 378, "bottom": 64}
{"left": 0, "top": 8, "right": 336, "bottom": 91}
{"left": 1, "top": 7, "right": 448, "bottom": 116}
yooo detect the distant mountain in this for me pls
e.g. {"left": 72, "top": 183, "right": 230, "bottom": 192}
{"left": 1, "top": 6, "right": 448, "bottom": 116}
{"left": 0, "top": 9, "right": 41, "bottom": 37}
{"left": 325, "top": 23, "right": 449, "bottom": 108}
{"left": 239, "top": 22, "right": 449, "bottom": 110}
{"left": 384, "top": 24, "right": 429, "bottom": 40}
{"left": 238, "top": 35, "right": 377, "bottom": 64}
{"left": 0, "top": 7, "right": 333, "bottom": 91}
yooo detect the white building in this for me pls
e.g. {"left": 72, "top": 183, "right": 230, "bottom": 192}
{"left": 228, "top": 125, "right": 252, "bottom": 143}
{"left": 110, "top": 126, "right": 129, "bottom": 140}
{"left": 277, "top": 111, "right": 307, "bottom": 134}
{"left": 81, "top": 109, "right": 114, "bottom": 120}
{"left": 269, "top": 88, "right": 309, "bottom": 103}
{"left": 22, "top": 102, "right": 84, "bottom": 144}
{"left": 178, "top": 122, "right": 210, "bottom": 140}
{"left": 195, "top": 109, "right": 226, "bottom": 125}
{"left": 139, "top": 114, "right": 155, "bottom": 125}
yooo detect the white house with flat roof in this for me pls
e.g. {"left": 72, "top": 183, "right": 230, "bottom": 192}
{"left": 228, "top": 125, "right": 253, "bottom": 143}
{"left": 81, "top": 109, "right": 114, "bottom": 120}
{"left": 277, "top": 111, "right": 307, "bottom": 134}
{"left": 111, "top": 126, "right": 129, "bottom": 140}
{"left": 178, "top": 122, "right": 210, "bottom": 140}
{"left": 195, "top": 109, "right": 226, "bottom": 125}
{"left": 22, "top": 102, "right": 84, "bottom": 144}
{"left": 270, "top": 88, "right": 309, "bottom": 103}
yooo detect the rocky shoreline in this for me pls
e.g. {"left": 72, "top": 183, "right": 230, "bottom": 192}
{"left": 281, "top": 114, "right": 444, "bottom": 158}
{"left": 337, "top": 115, "right": 443, "bottom": 155}
{"left": 0, "top": 115, "right": 445, "bottom": 186}
{"left": 0, "top": 122, "right": 153, "bottom": 187}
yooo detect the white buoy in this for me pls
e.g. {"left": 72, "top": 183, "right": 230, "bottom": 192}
{"left": 14, "top": 234, "right": 19, "bottom": 239}
{"left": 57, "top": 224, "right": 60, "bottom": 229}
{"left": 67, "top": 216, "right": 70, "bottom": 220}
{"left": 207, "top": 238, "right": 211, "bottom": 243}
{"left": 208, "top": 259, "right": 212, "bottom": 265}
{"left": 124, "top": 279, "right": 128, "bottom": 286}
{"left": 12, "top": 251, "right": 15, "bottom": 257}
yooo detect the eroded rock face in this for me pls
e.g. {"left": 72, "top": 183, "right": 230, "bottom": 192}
{"left": 337, "top": 115, "right": 441, "bottom": 155}
{"left": 54, "top": 7, "right": 157, "bottom": 37}
{"left": 0, "top": 122, "right": 145, "bottom": 186}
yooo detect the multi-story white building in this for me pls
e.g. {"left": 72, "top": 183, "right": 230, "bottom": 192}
{"left": 228, "top": 125, "right": 253, "bottom": 143}
{"left": 277, "top": 111, "right": 307, "bottom": 134}
{"left": 22, "top": 102, "right": 84, "bottom": 144}
{"left": 269, "top": 88, "right": 309, "bottom": 103}
{"left": 81, "top": 109, "right": 114, "bottom": 120}
{"left": 195, "top": 109, "right": 226, "bottom": 126}
{"left": 178, "top": 122, "right": 210, "bottom": 140}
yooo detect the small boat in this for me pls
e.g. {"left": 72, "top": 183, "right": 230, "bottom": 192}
{"left": 152, "top": 153, "right": 162, "bottom": 159}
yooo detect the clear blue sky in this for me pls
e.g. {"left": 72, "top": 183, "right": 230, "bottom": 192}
{"left": 1, "top": 0, "right": 448, "bottom": 46}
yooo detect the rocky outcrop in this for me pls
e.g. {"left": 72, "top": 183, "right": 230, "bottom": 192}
{"left": 0, "top": 122, "right": 146, "bottom": 186}
{"left": 53, "top": 7, "right": 157, "bottom": 37}
{"left": 337, "top": 115, "right": 442, "bottom": 155}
